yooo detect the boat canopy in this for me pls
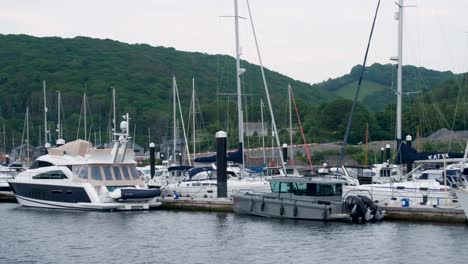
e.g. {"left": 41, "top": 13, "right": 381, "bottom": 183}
{"left": 187, "top": 167, "right": 214, "bottom": 180}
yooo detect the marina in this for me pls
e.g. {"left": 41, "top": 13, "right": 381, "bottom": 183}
{"left": 1, "top": 0, "right": 468, "bottom": 262}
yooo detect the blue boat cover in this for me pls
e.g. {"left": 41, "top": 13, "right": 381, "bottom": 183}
{"left": 167, "top": 165, "right": 193, "bottom": 172}
{"left": 187, "top": 167, "right": 215, "bottom": 180}
{"left": 399, "top": 143, "right": 464, "bottom": 164}
{"left": 194, "top": 144, "right": 243, "bottom": 164}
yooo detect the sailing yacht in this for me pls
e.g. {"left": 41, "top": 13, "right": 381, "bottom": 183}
{"left": 342, "top": 0, "right": 462, "bottom": 209}
{"left": 8, "top": 114, "right": 161, "bottom": 210}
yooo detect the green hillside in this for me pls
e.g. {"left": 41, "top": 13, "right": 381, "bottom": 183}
{"left": 313, "top": 63, "right": 455, "bottom": 112}
{"left": 0, "top": 34, "right": 331, "bottom": 151}
{"left": 0, "top": 34, "right": 464, "bottom": 155}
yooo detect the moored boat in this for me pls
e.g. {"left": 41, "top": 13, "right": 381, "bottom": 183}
{"left": 8, "top": 114, "right": 161, "bottom": 210}
{"left": 232, "top": 176, "right": 384, "bottom": 223}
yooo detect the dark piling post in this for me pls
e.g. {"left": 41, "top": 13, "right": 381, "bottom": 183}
{"left": 385, "top": 144, "right": 391, "bottom": 163}
{"left": 380, "top": 147, "right": 384, "bottom": 163}
{"left": 216, "top": 131, "right": 227, "bottom": 198}
{"left": 150, "top": 142, "right": 155, "bottom": 179}
{"left": 406, "top": 135, "right": 413, "bottom": 172}
{"left": 282, "top": 143, "right": 288, "bottom": 165}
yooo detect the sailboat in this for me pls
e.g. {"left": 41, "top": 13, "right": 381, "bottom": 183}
{"left": 146, "top": 76, "right": 193, "bottom": 189}
{"left": 342, "top": 0, "right": 462, "bottom": 208}
{"left": 158, "top": 0, "right": 274, "bottom": 198}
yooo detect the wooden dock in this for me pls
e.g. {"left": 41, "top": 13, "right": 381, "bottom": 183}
{"left": 381, "top": 205, "right": 467, "bottom": 224}
{"left": 158, "top": 197, "right": 234, "bottom": 212}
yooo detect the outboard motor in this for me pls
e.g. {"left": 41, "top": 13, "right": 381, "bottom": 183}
{"left": 345, "top": 195, "right": 385, "bottom": 223}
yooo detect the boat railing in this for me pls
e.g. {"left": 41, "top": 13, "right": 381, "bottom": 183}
{"left": 343, "top": 189, "right": 374, "bottom": 201}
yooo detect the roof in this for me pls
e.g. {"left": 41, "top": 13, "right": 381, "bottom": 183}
{"left": 269, "top": 176, "right": 346, "bottom": 184}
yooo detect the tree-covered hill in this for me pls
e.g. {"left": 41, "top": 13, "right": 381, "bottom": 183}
{"left": 0, "top": 34, "right": 331, "bottom": 151}
{"left": 313, "top": 63, "right": 455, "bottom": 112}
{"left": 0, "top": 34, "right": 464, "bottom": 155}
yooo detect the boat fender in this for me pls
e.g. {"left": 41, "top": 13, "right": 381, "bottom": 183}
{"left": 280, "top": 205, "right": 284, "bottom": 216}
{"left": 249, "top": 200, "right": 254, "bottom": 212}
{"left": 421, "top": 195, "right": 428, "bottom": 205}
{"left": 293, "top": 206, "right": 298, "bottom": 217}
{"left": 260, "top": 200, "right": 265, "bottom": 212}
{"left": 322, "top": 207, "right": 329, "bottom": 220}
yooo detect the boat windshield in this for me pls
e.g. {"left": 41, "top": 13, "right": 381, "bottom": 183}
{"left": 73, "top": 165, "right": 141, "bottom": 181}
{"left": 270, "top": 181, "right": 343, "bottom": 196}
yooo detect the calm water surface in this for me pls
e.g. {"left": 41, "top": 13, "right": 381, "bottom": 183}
{"left": 1, "top": 203, "right": 468, "bottom": 264}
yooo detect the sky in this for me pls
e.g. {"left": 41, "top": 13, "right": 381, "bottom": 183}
{"left": 1, "top": 0, "right": 468, "bottom": 84}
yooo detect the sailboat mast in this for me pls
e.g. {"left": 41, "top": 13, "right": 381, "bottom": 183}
{"left": 57, "top": 91, "right": 62, "bottom": 139}
{"left": 261, "top": 99, "right": 265, "bottom": 166}
{"left": 26, "top": 107, "right": 30, "bottom": 167}
{"left": 84, "top": 92, "right": 87, "bottom": 141}
{"left": 288, "top": 84, "right": 293, "bottom": 164}
{"left": 172, "top": 76, "right": 177, "bottom": 163}
{"left": 2, "top": 123, "right": 5, "bottom": 154}
{"left": 396, "top": 0, "right": 404, "bottom": 151}
{"left": 113, "top": 87, "right": 117, "bottom": 141}
{"left": 234, "top": 0, "right": 244, "bottom": 169}
{"left": 192, "top": 78, "right": 196, "bottom": 161}
{"left": 43, "top": 81, "right": 48, "bottom": 146}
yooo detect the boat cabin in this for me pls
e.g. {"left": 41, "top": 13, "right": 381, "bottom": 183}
{"left": 268, "top": 177, "right": 344, "bottom": 200}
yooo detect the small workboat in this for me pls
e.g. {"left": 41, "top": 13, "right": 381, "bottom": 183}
{"left": 232, "top": 176, "right": 384, "bottom": 223}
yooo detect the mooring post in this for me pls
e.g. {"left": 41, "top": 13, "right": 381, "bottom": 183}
{"left": 380, "top": 147, "right": 385, "bottom": 163}
{"left": 150, "top": 142, "right": 155, "bottom": 179}
{"left": 282, "top": 143, "right": 288, "bottom": 165}
{"left": 216, "top": 131, "right": 227, "bottom": 198}
{"left": 406, "top": 135, "right": 413, "bottom": 171}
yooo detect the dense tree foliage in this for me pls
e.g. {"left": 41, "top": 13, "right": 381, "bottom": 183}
{"left": 0, "top": 34, "right": 465, "bottom": 155}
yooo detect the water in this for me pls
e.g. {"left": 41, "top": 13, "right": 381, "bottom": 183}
{"left": 1, "top": 203, "right": 468, "bottom": 264}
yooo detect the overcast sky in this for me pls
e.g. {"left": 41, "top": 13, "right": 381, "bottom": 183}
{"left": 1, "top": 0, "right": 467, "bottom": 84}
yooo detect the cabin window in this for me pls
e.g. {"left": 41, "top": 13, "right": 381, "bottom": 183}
{"left": 103, "top": 166, "right": 113, "bottom": 181}
{"left": 29, "top": 160, "right": 54, "bottom": 169}
{"left": 91, "top": 166, "right": 103, "bottom": 181}
{"left": 279, "top": 182, "right": 290, "bottom": 193}
{"left": 32, "top": 170, "right": 68, "bottom": 179}
{"left": 74, "top": 166, "right": 89, "bottom": 179}
{"left": 380, "top": 170, "right": 390, "bottom": 177}
{"left": 292, "top": 182, "right": 307, "bottom": 195}
{"left": 286, "top": 169, "right": 295, "bottom": 175}
{"left": 122, "top": 167, "right": 131, "bottom": 180}
{"left": 129, "top": 166, "right": 139, "bottom": 180}
{"left": 113, "top": 167, "right": 122, "bottom": 180}
{"left": 419, "top": 173, "right": 428, "bottom": 180}
{"left": 306, "top": 183, "right": 342, "bottom": 196}
{"left": 270, "top": 181, "right": 280, "bottom": 192}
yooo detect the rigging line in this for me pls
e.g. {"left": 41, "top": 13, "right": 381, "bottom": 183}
{"left": 175, "top": 81, "right": 192, "bottom": 166}
{"left": 337, "top": 0, "right": 381, "bottom": 167}
{"left": 246, "top": 0, "right": 286, "bottom": 173}
{"left": 290, "top": 86, "right": 313, "bottom": 169}
{"left": 416, "top": 68, "right": 449, "bottom": 134}
{"left": 76, "top": 96, "right": 83, "bottom": 140}
{"left": 448, "top": 74, "right": 464, "bottom": 151}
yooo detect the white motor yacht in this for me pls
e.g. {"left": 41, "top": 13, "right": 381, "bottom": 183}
{"left": 8, "top": 115, "right": 161, "bottom": 210}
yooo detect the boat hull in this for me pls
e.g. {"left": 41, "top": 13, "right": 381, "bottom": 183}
{"left": 343, "top": 181, "right": 458, "bottom": 208}
{"left": 9, "top": 181, "right": 161, "bottom": 211}
{"left": 232, "top": 193, "right": 350, "bottom": 221}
